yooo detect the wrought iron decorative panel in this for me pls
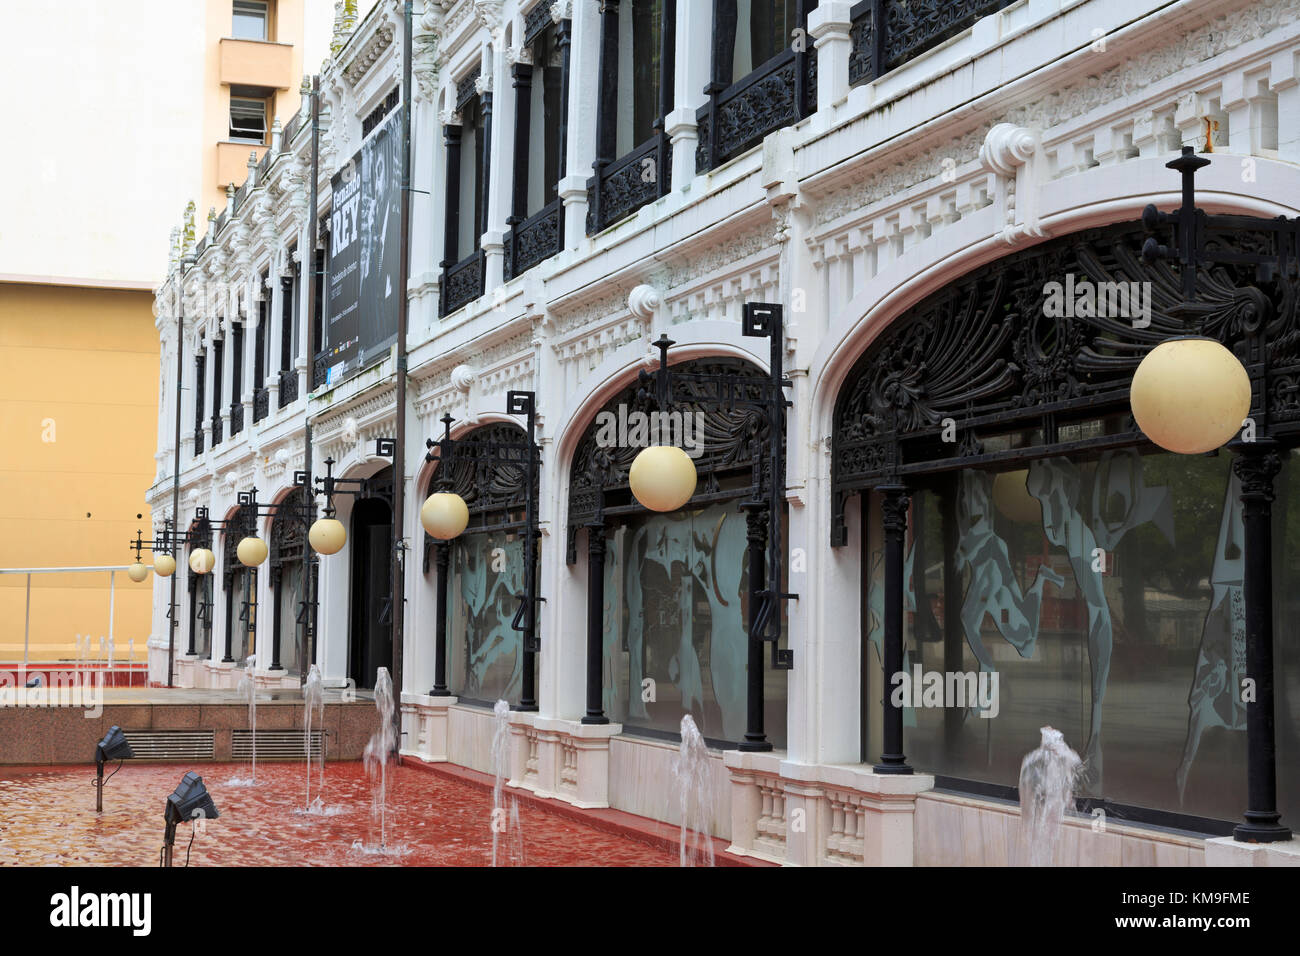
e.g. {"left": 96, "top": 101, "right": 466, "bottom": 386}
{"left": 279, "top": 368, "right": 298, "bottom": 407}
{"left": 210, "top": 414, "right": 223, "bottom": 445}
{"left": 830, "top": 219, "right": 1300, "bottom": 545}
{"left": 587, "top": 135, "right": 672, "bottom": 235}
{"left": 271, "top": 487, "right": 309, "bottom": 567}
{"left": 504, "top": 198, "right": 562, "bottom": 281}
{"left": 230, "top": 401, "right": 244, "bottom": 435}
{"left": 456, "top": 68, "right": 481, "bottom": 112}
{"left": 696, "top": 54, "right": 800, "bottom": 174}
{"left": 253, "top": 385, "right": 270, "bottom": 422}
{"left": 441, "top": 248, "right": 485, "bottom": 316}
{"left": 523, "top": 0, "right": 554, "bottom": 46}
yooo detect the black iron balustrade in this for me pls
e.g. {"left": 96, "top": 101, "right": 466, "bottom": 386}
{"left": 230, "top": 401, "right": 244, "bottom": 436}
{"left": 279, "top": 368, "right": 298, "bottom": 407}
{"left": 313, "top": 351, "right": 329, "bottom": 389}
{"left": 440, "top": 248, "right": 485, "bottom": 317}
{"left": 210, "top": 413, "right": 223, "bottom": 446}
{"left": 505, "top": 198, "right": 563, "bottom": 282}
{"left": 233, "top": 178, "right": 250, "bottom": 215}
{"left": 848, "top": 0, "right": 1020, "bottom": 87}
{"left": 215, "top": 209, "right": 229, "bottom": 236}
{"left": 253, "top": 385, "right": 270, "bottom": 423}
{"left": 586, "top": 135, "right": 673, "bottom": 235}
{"left": 696, "top": 44, "right": 815, "bottom": 174}
{"left": 256, "top": 146, "right": 273, "bottom": 180}
{"left": 193, "top": 427, "right": 204, "bottom": 455}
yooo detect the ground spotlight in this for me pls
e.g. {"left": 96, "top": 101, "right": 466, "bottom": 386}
{"left": 162, "top": 771, "right": 219, "bottom": 867}
{"left": 94, "top": 725, "right": 134, "bottom": 812}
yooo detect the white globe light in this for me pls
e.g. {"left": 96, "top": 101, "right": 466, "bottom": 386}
{"left": 190, "top": 548, "right": 216, "bottom": 575}
{"left": 629, "top": 445, "right": 698, "bottom": 513}
{"left": 237, "top": 536, "right": 269, "bottom": 567}
{"left": 153, "top": 554, "right": 177, "bottom": 577}
{"left": 309, "top": 517, "right": 347, "bottom": 555}
{"left": 127, "top": 562, "right": 150, "bottom": 583}
{"left": 1131, "top": 337, "right": 1251, "bottom": 455}
{"left": 421, "top": 492, "right": 470, "bottom": 540}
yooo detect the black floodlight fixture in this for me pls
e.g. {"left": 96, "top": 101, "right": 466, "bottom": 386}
{"left": 94, "top": 725, "right": 134, "bottom": 812}
{"left": 162, "top": 771, "right": 219, "bottom": 867}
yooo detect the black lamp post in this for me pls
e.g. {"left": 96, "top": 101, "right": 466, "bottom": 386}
{"left": 1141, "top": 146, "right": 1298, "bottom": 843}
{"left": 627, "top": 303, "right": 797, "bottom": 751}
{"left": 94, "top": 725, "right": 133, "bottom": 812}
{"left": 161, "top": 771, "right": 219, "bottom": 867}
{"left": 423, "top": 391, "right": 543, "bottom": 710}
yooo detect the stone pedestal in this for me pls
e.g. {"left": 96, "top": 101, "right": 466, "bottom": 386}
{"left": 503, "top": 714, "right": 623, "bottom": 808}
{"left": 1205, "top": 836, "right": 1300, "bottom": 866}
{"left": 724, "top": 752, "right": 934, "bottom": 866}
{"left": 400, "top": 693, "right": 458, "bottom": 762}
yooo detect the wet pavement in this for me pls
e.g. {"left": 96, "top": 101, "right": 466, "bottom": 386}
{"left": 0, "top": 761, "right": 678, "bottom": 866}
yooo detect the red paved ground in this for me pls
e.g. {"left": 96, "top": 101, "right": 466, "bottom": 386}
{"left": 0, "top": 761, "right": 683, "bottom": 866}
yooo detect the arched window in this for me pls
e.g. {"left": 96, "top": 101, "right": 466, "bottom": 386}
{"left": 424, "top": 423, "right": 538, "bottom": 706}
{"left": 831, "top": 219, "right": 1300, "bottom": 831}
{"left": 567, "top": 357, "right": 788, "bottom": 747}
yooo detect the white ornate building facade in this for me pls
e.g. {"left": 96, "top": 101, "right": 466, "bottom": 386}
{"left": 148, "top": 0, "right": 1300, "bottom": 865}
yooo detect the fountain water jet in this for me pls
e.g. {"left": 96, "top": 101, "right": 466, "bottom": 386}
{"left": 235, "top": 654, "right": 258, "bottom": 783}
{"left": 673, "top": 715, "right": 715, "bottom": 867}
{"left": 303, "top": 664, "right": 325, "bottom": 812}
{"left": 490, "top": 700, "right": 523, "bottom": 866}
{"left": 1017, "top": 726, "right": 1082, "bottom": 866}
{"left": 362, "top": 668, "right": 395, "bottom": 850}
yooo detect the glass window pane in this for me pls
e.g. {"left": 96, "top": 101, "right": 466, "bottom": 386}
{"left": 602, "top": 499, "right": 788, "bottom": 747}
{"left": 877, "top": 446, "right": 1292, "bottom": 825}
{"left": 233, "top": 1, "right": 268, "bottom": 40}
{"left": 615, "top": 0, "right": 661, "bottom": 157}
{"left": 449, "top": 528, "right": 527, "bottom": 703}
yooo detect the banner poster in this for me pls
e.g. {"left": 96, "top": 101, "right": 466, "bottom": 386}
{"left": 323, "top": 106, "right": 403, "bottom": 387}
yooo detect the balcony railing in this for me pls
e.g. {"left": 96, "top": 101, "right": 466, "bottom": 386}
{"left": 504, "top": 198, "right": 563, "bottom": 282}
{"left": 586, "top": 134, "right": 672, "bottom": 235}
{"left": 282, "top": 107, "right": 303, "bottom": 146}
{"left": 193, "top": 427, "right": 204, "bottom": 456}
{"left": 210, "top": 414, "right": 223, "bottom": 446}
{"left": 313, "top": 352, "right": 329, "bottom": 390}
{"left": 279, "top": 368, "right": 298, "bottom": 407}
{"left": 441, "top": 248, "right": 485, "bottom": 317}
{"left": 230, "top": 401, "right": 244, "bottom": 436}
{"left": 233, "top": 179, "right": 250, "bottom": 215}
{"left": 257, "top": 145, "right": 274, "bottom": 179}
{"left": 696, "top": 46, "right": 815, "bottom": 175}
{"left": 848, "top": 0, "right": 1019, "bottom": 86}
{"left": 253, "top": 386, "right": 270, "bottom": 423}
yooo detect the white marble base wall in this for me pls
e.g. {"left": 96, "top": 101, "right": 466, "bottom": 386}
{"left": 399, "top": 693, "right": 458, "bottom": 762}
{"left": 509, "top": 717, "right": 623, "bottom": 808}
{"left": 608, "top": 735, "right": 733, "bottom": 841}
{"left": 1204, "top": 837, "right": 1300, "bottom": 866}
{"left": 445, "top": 703, "right": 502, "bottom": 775}
{"left": 914, "top": 791, "right": 1207, "bottom": 866}
{"left": 725, "top": 755, "right": 934, "bottom": 866}
{"left": 253, "top": 669, "right": 298, "bottom": 690}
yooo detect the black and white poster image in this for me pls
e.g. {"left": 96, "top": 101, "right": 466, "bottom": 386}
{"left": 358, "top": 108, "right": 402, "bottom": 368}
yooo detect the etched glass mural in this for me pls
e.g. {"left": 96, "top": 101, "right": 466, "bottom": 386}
{"left": 601, "top": 500, "right": 787, "bottom": 746}
{"left": 867, "top": 447, "right": 1300, "bottom": 823}
{"left": 448, "top": 529, "right": 526, "bottom": 703}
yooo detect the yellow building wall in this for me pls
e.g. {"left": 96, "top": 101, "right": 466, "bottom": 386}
{"left": 0, "top": 283, "right": 159, "bottom": 662}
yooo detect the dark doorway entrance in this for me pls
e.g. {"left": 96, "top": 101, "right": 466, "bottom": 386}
{"left": 349, "top": 467, "right": 393, "bottom": 690}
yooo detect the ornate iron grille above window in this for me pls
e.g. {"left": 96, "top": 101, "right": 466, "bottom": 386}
{"left": 830, "top": 218, "right": 1300, "bottom": 545}
{"left": 566, "top": 357, "right": 778, "bottom": 563}
{"left": 848, "top": 0, "right": 1019, "bottom": 87}
{"left": 696, "top": 0, "right": 818, "bottom": 174}
{"left": 422, "top": 422, "right": 537, "bottom": 573}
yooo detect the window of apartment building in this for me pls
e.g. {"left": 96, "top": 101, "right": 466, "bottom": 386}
{"left": 440, "top": 69, "right": 490, "bottom": 316}
{"left": 697, "top": 0, "right": 817, "bottom": 172}
{"left": 505, "top": 7, "right": 571, "bottom": 281}
{"left": 229, "top": 321, "right": 244, "bottom": 435}
{"left": 230, "top": 96, "right": 268, "bottom": 144}
{"left": 232, "top": 0, "right": 270, "bottom": 41}
{"left": 210, "top": 336, "right": 224, "bottom": 445}
{"left": 587, "top": 0, "right": 674, "bottom": 234}
{"left": 193, "top": 351, "right": 206, "bottom": 455}
{"left": 254, "top": 273, "right": 270, "bottom": 421}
